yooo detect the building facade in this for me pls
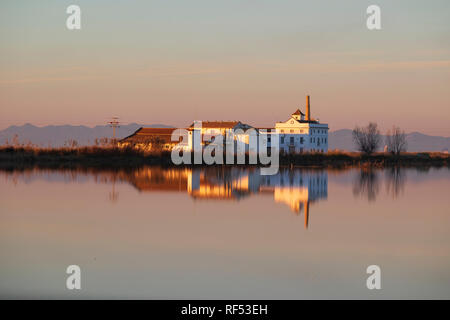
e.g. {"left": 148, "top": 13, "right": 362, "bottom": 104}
{"left": 257, "top": 95, "right": 329, "bottom": 153}
{"left": 120, "top": 95, "right": 329, "bottom": 154}
{"left": 274, "top": 95, "right": 329, "bottom": 153}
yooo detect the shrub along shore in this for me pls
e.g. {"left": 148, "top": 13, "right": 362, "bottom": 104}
{"left": 0, "top": 146, "right": 448, "bottom": 170}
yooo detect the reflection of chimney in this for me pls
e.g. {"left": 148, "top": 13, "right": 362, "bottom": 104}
{"left": 306, "top": 95, "right": 310, "bottom": 121}
{"left": 304, "top": 201, "right": 309, "bottom": 229}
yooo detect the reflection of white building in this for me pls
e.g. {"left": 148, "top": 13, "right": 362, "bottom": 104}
{"left": 126, "top": 167, "right": 328, "bottom": 228}
{"left": 186, "top": 168, "right": 328, "bottom": 228}
{"left": 187, "top": 169, "right": 328, "bottom": 228}
{"left": 259, "top": 170, "right": 328, "bottom": 228}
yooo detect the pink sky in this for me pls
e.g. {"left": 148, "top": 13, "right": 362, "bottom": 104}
{"left": 1, "top": 1, "right": 449, "bottom": 135}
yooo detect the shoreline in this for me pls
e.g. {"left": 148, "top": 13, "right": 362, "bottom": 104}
{"left": 0, "top": 146, "right": 448, "bottom": 170}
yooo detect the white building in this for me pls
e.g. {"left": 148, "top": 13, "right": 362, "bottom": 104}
{"left": 121, "top": 95, "right": 329, "bottom": 154}
{"left": 273, "top": 95, "right": 329, "bottom": 153}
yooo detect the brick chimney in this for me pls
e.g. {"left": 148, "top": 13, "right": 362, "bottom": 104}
{"left": 306, "top": 95, "right": 310, "bottom": 121}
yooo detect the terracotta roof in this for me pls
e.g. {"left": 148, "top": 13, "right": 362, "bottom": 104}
{"left": 135, "top": 128, "right": 177, "bottom": 135}
{"left": 120, "top": 127, "right": 180, "bottom": 143}
{"left": 189, "top": 121, "right": 241, "bottom": 129}
{"left": 292, "top": 109, "right": 305, "bottom": 116}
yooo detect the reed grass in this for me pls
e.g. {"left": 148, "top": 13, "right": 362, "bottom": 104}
{"left": 0, "top": 145, "right": 448, "bottom": 170}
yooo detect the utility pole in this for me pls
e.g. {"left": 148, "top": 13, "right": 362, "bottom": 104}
{"left": 108, "top": 117, "right": 120, "bottom": 140}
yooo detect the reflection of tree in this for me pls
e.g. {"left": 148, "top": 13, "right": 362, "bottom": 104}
{"left": 385, "top": 167, "right": 406, "bottom": 199}
{"left": 353, "top": 168, "right": 380, "bottom": 202}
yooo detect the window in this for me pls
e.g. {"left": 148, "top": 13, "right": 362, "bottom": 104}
{"left": 300, "top": 137, "right": 304, "bottom": 144}
{"left": 290, "top": 129, "right": 294, "bottom": 133}
{"left": 281, "top": 129, "right": 284, "bottom": 133}
{"left": 281, "top": 136, "right": 285, "bottom": 144}
{"left": 290, "top": 137, "right": 294, "bottom": 144}
{"left": 267, "top": 136, "right": 271, "bottom": 142}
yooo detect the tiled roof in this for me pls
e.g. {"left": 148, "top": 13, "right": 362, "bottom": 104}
{"left": 189, "top": 121, "right": 241, "bottom": 129}
{"left": 292, "top": 109, "right": 305, "bottom": 116}
{"left": 120, "top": 127, "right": 179, "bottom": 143}
{"left": 134, "top": 128, "right": 177, "bottom": 135}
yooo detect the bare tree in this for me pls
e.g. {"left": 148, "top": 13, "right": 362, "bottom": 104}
{"left": 385, "top": 126, "right": 407, "bottom": 155}
{"left": 352, "top": 122, "right": 381, "bottom": 155}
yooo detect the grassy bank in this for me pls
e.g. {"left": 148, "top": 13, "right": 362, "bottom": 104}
{"left": 0, "top": 146, "right": 448, "bottom": 170}
{"left": 278, "top": 150, "right": 449, "bottom": 169}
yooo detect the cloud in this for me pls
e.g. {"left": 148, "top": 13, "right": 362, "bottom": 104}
{"left": 2, "top": 59, "right": 449, "bottom": 86}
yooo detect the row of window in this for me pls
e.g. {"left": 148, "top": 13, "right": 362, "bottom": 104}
{"left": 281, "top": 136, "right": 303, "bottom": 144}
{"left": 311, "top": 137, "right": 327, "bottom": 144}
{"left": 279, "top": 136, "right": 327, "bottom": 145}
{"left": 280, "top": 129, "right": 306, "bottom": 134}
{"left": 279, "top": 128, "right": 327, "bottom": 134}
{"left": 280, "top": 147, "right": 326, "bottom": 153}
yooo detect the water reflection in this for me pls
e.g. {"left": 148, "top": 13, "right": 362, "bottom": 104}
{"left": 109, "top": 177, "right": 119, "bottom": 202}
{"left": 353, "top": 167, "right": 407, "bottom": 201}
{"left": 0, "top": 167, "right": 328, "bottom": 229}
{"left": 126, "top": 167, "right": 328, "bottom": 228}
{"left": 1, "top": 166, "right": 449, "bottom": 299}
{"left": 385, "top": 167, "right": 406, "bottom": 198}
{"left": 1, "top": 166, "right": 413, "bottom": 228}
{"left": 353, "top": 168, "right": 380, "bottom": 202}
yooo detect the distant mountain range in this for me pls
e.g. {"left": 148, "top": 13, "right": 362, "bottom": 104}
{"left": 0, "top": 124, "right": 448, "bottom": 152}
{"left": 0, "top": 123, "right": 172, "bottom": 147}
{"left": 329, "top": 129, "right": 449, "bottom": 152}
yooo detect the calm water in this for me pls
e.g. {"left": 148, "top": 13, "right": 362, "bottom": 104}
{"left": 1, "top": 166, "right": 449, "bottom": 299}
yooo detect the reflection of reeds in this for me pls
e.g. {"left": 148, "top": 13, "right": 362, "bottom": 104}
{"left": 278, "top": 151, "right": 449, "bottom": 168}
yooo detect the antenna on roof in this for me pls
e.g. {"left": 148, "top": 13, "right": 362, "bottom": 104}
{"left": 108, "top": 117, "right": 120, "bottom": 140}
